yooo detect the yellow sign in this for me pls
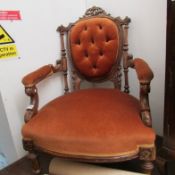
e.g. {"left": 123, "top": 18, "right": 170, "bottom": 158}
{"left": 0, "top": 25, "right": 14, "bottom": 44}
{"left": 0, "top": 44, "right": 18, "bottom": 59}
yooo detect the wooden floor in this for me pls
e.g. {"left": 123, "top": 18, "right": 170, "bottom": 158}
{"left": 0, "top": 153, "right": 52, "bottom": 175}
{"left": 0, "top": 157, "right": 34, "bottom": 175}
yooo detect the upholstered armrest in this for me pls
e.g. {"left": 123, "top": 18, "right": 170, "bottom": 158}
{"left": 128, "top": 58, "right": 153, "bottom": 127}
{"left": 129, "top": 58, "right": 154, "bottom": 84}
{"left": 22, "top": 61, "right": 62, "bottom": 123}
{"left": 22, "top": 64, "right": 62, "bottom": 87}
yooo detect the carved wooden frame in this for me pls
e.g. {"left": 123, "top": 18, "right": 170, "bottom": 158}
{"left": 22, "top": 6, "right": 155, "bottom": 174}
{"left": 65, "top": 8, "right": 131, "bottom": 90}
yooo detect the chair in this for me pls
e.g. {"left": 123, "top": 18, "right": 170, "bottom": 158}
{"left": 21, "top": 6, "right": 156, "bottom": 174}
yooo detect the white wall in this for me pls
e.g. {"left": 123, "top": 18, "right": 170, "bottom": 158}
{"left": 0, "top": 0, "right": 166, "bottom": 163}
{"left": 0, "top": 0, "right": 85, "bottom": 161}
{"left": 0, "top": 92, "right": 17, "bottom": 165}
{"left": 86, "top": 0, "right": 167, "bottom": 136}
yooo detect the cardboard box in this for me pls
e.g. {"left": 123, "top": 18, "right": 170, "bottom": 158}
{"left": 49, "top": 158, "right": 146, "bottom": 175}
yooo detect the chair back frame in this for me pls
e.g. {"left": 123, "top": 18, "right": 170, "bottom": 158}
{"left": 57, "top": 6, "right": 131, "bottom": 92}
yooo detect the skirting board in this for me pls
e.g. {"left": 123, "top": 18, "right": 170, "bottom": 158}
{"left": 49, "top": 158, "right": 146, "bottom": 175}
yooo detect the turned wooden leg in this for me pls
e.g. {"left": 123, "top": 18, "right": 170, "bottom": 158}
{"left": 28, "top": 152, "right": 41, "bottom": 174}
{"left": 141, "top": 160, "right": 154, "bottom": 175}
{"left": 139, "top": 147, "right": 156, "bottom": 174}
{"left": 22, "top": 139, "right": 41, "bottom": 174}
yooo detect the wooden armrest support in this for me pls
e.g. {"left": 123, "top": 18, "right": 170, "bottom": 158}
{"left": 128, "top": 58, "right": 154, "bottom": 84}
{"left": 140, "top": 83, "right": 152, "bottom": 127}
{"left": 22, "top": 63, "right": 62, "bottom": 87}
{"left": 22, "top": 61, "right": 62, "bottom": 122}
{"left": 128, "top": 57, "right": 154, "bottom": 127}
{"left": 24, "top": 86, "right": 38, "bottom": 123}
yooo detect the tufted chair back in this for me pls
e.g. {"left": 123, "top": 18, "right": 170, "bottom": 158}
{"left": 69, "top": 17, "right": 120, "bottom": 79}
{"left": 57, "top": 7, "right": 131, "bottom": 91}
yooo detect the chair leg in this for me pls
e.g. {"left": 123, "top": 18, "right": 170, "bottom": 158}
{"left": 139, "top": 147, "right": 156, "bottom": 174}
{"left": 23, "top": 139, "right": 41, "bottom": 174}
{"left": 141, "top": 160, "right": 154, "bottom": 175}
{"left": 28, "top": 152, "right": 41, "bottom": 174}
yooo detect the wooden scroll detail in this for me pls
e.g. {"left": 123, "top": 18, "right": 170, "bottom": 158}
{"left": 139, "top": 147, "right": 156, "bottom": 161}
{"left": 140, "top": 83, "right": 152, "bottom": 127}
{"left": 109, "top": 64, "right": 122, "bottom": 89}
{"left": 117, "top": 65, "right": 122, "bottom": 89}
{"left": 122, "top": 17, "right": 131, "bottom": 93}
{"left": 57, "top": 25, "right": 69, "bottom": 94}
{"left": 23, "top": 139, "right": 34, "bottom": 152}
{"left": 83, "top": 6, "right": 109, "bottom": 17}
{"left": 72, "top": 70, "right": 82, "bottom": 91}
{"left": 24, "top": 86, "right": 38, "bottom": 123}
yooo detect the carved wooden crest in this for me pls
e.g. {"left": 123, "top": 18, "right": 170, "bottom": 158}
{"left": 83, "top": 6, "right": 109, "bottom": 17}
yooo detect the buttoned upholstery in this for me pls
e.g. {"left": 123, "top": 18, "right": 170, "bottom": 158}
{"left": 69, "top": 17, "right": 119, "bottom": 78}
{"left": 21, "top": 7, "right": 156, "bottom": 174}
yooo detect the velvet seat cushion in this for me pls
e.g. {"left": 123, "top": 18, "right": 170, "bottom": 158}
{"left": 22, "top": 88, "right": 155, "bottom": 157}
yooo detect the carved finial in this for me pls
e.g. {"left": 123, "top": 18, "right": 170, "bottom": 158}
{"left": 123, "top": 16, "right": 131, "bottom": 24}
{"left": 83, "top": 6, "right": 109, "bottom": 17}
{"left": 115, "top": 16, "right": 131, "bottom": 26}
{"left": 57, "top": 25, "right": 67, "bottom": 33}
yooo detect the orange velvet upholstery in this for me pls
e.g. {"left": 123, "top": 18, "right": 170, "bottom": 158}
{"left": 133, "top": 58, "right": 154, "bottom": 83}
{"left": 22, "top": 65, "right": 54, "bottom": 87}
{"left": 69, "top": 18, "right": 119, "bottom": 78}
{"left": 21, "top": 7, "right": 156, "bottom": 174}
{"left": 22, "top": 88, "right": 155, "bottom": 157}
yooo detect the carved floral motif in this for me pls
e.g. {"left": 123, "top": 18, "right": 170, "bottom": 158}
{"left": 84, "top": 6, "right": 109, "bottom": 17}
{"left": 139, "top": 147, "right": 156, "bottom": 161}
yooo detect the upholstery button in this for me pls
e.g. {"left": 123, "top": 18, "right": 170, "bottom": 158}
{"left": 98, "top": 24, "right": 102, "bottom": 29}
{"left": 106, "top": 36, "right": 110, "bottom": 42}
{"left": 76, "top": 39, "right": 81, "bottom": 45}
{"left": 84, "top": 50, "right": 88, "bottom": 57}
{"left": 93, "top": 64, "right": 97, "bottom": 69}
{"left": 91, "top": 37, "right": 95, "bottom": 44}
{"left": 84, "top": 26, "right": 87, "bottom": 31}
{"left": 99, "top": 50, "right": 103, "bottom": 56}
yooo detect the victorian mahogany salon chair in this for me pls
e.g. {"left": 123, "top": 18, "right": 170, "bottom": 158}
{"left": 21, "top": 7, "right": 156, "bottom": 174}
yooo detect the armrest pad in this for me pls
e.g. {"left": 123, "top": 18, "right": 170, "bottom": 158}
{"left": 22, "top": 64, "right": 54, "bottom": 87}
{"left": 132, "top": 58, "right": 154, "bottom": 83}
